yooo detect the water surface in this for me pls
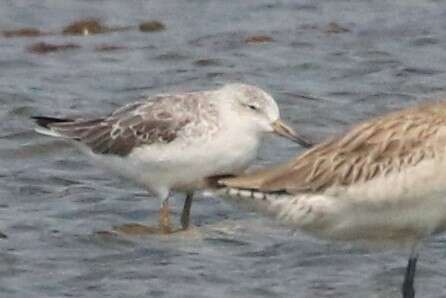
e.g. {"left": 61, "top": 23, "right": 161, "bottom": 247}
{"left": 2, "top": 1, "right": 446, "bottom": 297}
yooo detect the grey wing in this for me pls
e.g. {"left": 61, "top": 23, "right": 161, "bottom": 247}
{"left": 45, "top": 99, "right": 193, "bottom": 156}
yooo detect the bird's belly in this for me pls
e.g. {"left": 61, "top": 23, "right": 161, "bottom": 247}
{"left": 293, "top": 158, "right": 446, "bottom": 247}
{"left": 313, "top": 195, "right": 446, "bottom": 247}
{"left": 125, "top": 135, "right": 260, "bottom": 191}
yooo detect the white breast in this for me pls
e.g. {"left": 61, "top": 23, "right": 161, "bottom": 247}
{"left": 84, "top": 122, "right": 260, "bottom": 198}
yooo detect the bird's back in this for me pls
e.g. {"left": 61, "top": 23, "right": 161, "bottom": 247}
{"left": 33, "top": 91, "right": 219, "bottom": 157}
{"left": 222, "top": 100, "right": 446, "bottom": 194}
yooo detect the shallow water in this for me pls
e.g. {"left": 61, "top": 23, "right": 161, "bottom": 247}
{"left": 2, "top": 1, "right": 446, "bottom": 297}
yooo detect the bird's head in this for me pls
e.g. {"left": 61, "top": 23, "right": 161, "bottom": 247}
{"left": 218, "top": 83, "right": 312, "bottom": 148}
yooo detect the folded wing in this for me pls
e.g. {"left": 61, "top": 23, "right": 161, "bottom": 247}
{"left": 221, "top": 103, "right": 446, "bottom": 194}
{"left": 33, "top": 96, "right": 194, "bottom": 156}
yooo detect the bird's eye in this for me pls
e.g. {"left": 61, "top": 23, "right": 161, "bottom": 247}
{"left": 248, "top": 104, "right": 258, "bottom": 111}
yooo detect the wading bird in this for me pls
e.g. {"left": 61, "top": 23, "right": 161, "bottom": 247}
{"left": 33, "top": 83, "right": 311, "bottom": 234}
{"left": 219, "top": 100, "right": 446, "bottom": 297}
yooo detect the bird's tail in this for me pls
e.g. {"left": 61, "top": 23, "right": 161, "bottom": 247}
{"left": 32, "top": 116, "right": 74, "bottom": 129}
{"left": 32, "top": 116, "right": 74, "bottom": 138}
{"left": 32, "top": 116, "right": 105, "bottom": 140}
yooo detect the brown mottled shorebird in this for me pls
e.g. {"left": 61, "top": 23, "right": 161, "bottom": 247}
{"left": 32, "top": 84, "right": 312, "bottom": 235}
{"left": 218, "top": 100, "right": 446, "bottom": 298}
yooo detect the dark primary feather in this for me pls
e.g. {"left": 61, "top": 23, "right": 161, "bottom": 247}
{"left": 32, "top": 116, "right": 73, "bottom": 129}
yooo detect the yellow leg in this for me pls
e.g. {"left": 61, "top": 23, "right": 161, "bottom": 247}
{"left": 110, "top": 193, "right": 185, "bottom": 236}
{"left": 159, "top": 200, "right": 172, "bottom": 234}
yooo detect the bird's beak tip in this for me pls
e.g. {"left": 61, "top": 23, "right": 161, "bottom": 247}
{"left": 271, "top": 119, "right": 313, "bottom": 148}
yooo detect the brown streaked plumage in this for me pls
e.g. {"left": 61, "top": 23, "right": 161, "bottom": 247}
{"left": 222, "top": 101, "right": 446, "bottom": 193}
{"left": 218, "top": 100, "right": 446, "bottom": 298}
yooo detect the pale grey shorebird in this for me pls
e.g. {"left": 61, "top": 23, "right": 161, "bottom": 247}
{"left": 217, "top": 100, "right": 446, "bottom": 298}
{"left": 32, "top": 83, "right": 312, "bottom": 234}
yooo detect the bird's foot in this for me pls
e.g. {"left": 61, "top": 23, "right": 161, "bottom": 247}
{"left": 159, "top": 222, "right": 173, "bottom": 234}
{"left": 159, "top": 202, "right": 173, "bottom": 233}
